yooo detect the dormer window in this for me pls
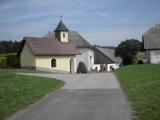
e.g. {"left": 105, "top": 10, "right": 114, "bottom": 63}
{"left": 63, "top": 33, "right": 65, "bottom": 38}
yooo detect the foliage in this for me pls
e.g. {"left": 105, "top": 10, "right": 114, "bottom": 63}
{"left": 0, "top": 55, "right": 20, "bottom": 68}
{"left": 0, "top": 69, "right": 65, "bottom": 119}
{"left": 77, "top": 62, "right": 88, "bottom": 73}
{"left": 0, "top": 57, "right": 7, "bottom": 68}
{"left": 137, "top": 60, "right": 144, "bottom": 64}
{"left": 0, "top": 40, "right": 21, "bottom": 68}
{"left": 7, "top": 55, "right": 20, "bottom": 68}
{"left": 114, "top": 64, "right": 160, "bottom": 120}
{"left": 135, "top": 52, "right": 147, "bottom": 63}
{"left": 115, "top": 39, "right": 141, "bottom": 65}
{"left": 0, "top": 40, "right": 22, "bottom": 54}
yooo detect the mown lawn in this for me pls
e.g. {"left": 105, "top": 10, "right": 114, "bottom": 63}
{"left": 6, "top": 68, "right": 51, "bottom": 73}
{"left": 0, "top": 69, "right": 65, "bottom": 120}
{"left": 114, "top": 64, "right": 160, "bottom": 120}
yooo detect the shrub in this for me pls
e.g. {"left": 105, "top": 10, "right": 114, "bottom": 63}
{"left": 0, "top": 56, "right": 7, "bottom": 68}
{"left": 77, "top": 62, "right": 87, "bottom": 73}
{"left": 0, "top": 54, "right": 20, "bottom": 68}
{"left": 138, "top": 60, "right": 144, "bottom": 64}
{"left": 6, "top": 55, "right": 20, "bottom": 68}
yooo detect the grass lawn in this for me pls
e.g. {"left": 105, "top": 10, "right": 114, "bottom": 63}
{"left": 114, "top": 64, "right": 160, "bottom": 120}
{"left": 0, "top": 69, "right": 65, "bottom": 120}
{"left": 6, "top": 68, "right": 51, "bottom": 73}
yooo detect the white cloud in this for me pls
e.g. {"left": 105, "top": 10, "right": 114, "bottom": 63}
{"left": 0, "top": 0, "right": 128, "bottom": 24}
{"left": 0, "top": 4, "right": 17, "bottom": 11}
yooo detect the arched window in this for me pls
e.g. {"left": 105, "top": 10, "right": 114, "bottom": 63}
{"left": 63, "top": 33, "right": 65, "bottom": 38}
{"left": 51, "top": 58, "right": 57, "bottom": 68}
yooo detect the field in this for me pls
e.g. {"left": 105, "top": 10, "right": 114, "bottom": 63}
{"left": 114, "top": 64, "right": 160, "bottom": 120}
{"left": 0, "top": 69, "right": 64, "bottom": 120}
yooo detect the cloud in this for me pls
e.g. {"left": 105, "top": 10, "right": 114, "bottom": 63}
{"left": 0, "top": 0, "right": 159, "bottom": 46}
{"left": 0, "top": 4, "right": 17, "bottom": 11}
{"left": 30, "top": 0, "right": 88, "bottom": 6}
{"left": 0, "top": 16, "right": 58, "bottom": 40}
{"left": 0, "top": 12, "right": 54, "bottom": 23}
{"left": 0, "top": 0, "right": 128, "bottom": 25}
{"left": 0, "top": 0, "right": 30, "bottom": 11}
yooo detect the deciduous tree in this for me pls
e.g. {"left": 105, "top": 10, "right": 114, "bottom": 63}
{"left": 115, "top": 39, "right": 141, "bottom": 65}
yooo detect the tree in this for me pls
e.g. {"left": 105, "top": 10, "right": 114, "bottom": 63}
{"left": 115, "top": 39, "right": 141, "bottom": 65}
{"left": 0, "top": 40, "right": 22, "bottom": 54}
{"left": 77, "top": 62, "right": 88, "bottom": 73}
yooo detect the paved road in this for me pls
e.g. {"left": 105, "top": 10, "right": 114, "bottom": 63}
{"left": 7, "top": 73, "right": 132, "bottom": 120}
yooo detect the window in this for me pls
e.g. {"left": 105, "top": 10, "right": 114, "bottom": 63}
{"left": 51, "top": 58, "right": 57, "bottom": 68}
{"left": 63, "top": 33, "right": 65, "bottom": 38}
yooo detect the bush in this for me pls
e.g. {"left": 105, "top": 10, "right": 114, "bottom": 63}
{"left": 77, "top": 62, "right": 87, "bottom": 73}
{"left": 138, "top": 60, "right": 144, "bottom": 64}
{"left": 0, "top": 56, "right": 7, "bottom": 68}
{"left": 0, "top": 54, "right": 20, "bottom": 68}
{"left": 6, "top": 55, "right": 20, "bottom": 68}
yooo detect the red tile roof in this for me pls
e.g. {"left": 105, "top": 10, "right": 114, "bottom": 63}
{"left": 20, "top": 37, "right": 80, "bottom": 56}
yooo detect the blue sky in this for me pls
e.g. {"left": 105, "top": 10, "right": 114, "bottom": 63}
{"left": 0, "top": 0, "right": 160, "bottom": 46}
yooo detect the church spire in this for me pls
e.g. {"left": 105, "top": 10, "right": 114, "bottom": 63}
{"left": 54, "top": 18, "right": 69, "bottom": 43}
{"left": 54, "top": 18, "right": 69, "bottom": 32}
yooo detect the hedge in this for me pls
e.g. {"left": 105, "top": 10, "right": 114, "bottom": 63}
{"left": 0, "top": 54, "right": 20, "bottom": 68}
{"left": 7, "top": 55, "right": 20, "bottom": 68}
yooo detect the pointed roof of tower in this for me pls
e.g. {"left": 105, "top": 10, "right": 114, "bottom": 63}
{"left": 54, "top": 19, "right": 69, "bottom": 32}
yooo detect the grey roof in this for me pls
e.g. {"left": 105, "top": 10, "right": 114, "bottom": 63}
{"left": 44, "top": 31, "right": 92, "bottom": 48}
{"left": 54, "top": 20, "right": 69, "bottom": 32}
{"left": 96, "top": 47, "right": 122, "bottom": 63}
{"left": 143, "top": 24, "right": 160, "bottom": 49}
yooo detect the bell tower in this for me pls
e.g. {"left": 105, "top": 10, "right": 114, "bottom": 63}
{"left": 54, "top": 17, "right": 69, "bottom": 43}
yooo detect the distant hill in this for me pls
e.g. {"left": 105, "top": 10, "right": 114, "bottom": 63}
{"left": 93, "top": 45, "right": 116, "bottom": 49}
{"left": 101, "top": 46, "right": 116, "bottom": 49}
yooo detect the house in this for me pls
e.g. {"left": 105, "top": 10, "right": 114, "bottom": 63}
{"left": 93, "top": 46, "right": 122, "bottom": 72}
{"left": 143, "top": 24, "right": 160, "bottom": 64}
{"left": 19, "top": 19, "right": 94, "bottom": 73}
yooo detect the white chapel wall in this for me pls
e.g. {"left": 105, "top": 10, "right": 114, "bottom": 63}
{"left": 76, "top": 48, "right": 94, "bottom": 71}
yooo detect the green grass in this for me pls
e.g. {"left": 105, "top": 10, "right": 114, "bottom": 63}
{"left": 0, "top": 53, "right": 17, "bottom": 56}
{"left": 7, "top": 68, "right": 51, "bottom": 73}
{"left": 0, "top": 69, "right": 65, "bottom": 120}
{"left": 114, "top": 64, "right": 160, "bottom": 120}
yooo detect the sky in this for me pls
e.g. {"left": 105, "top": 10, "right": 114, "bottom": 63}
{"left": 0, "top": 0, "right": 160, "bottom": 46}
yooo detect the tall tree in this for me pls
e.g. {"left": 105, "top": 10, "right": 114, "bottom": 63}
{"left": 0, "top": 40, "right": 22, "bottom": 54}
{"left": 115, "top": 39, "right": 141, "bottom": 65}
